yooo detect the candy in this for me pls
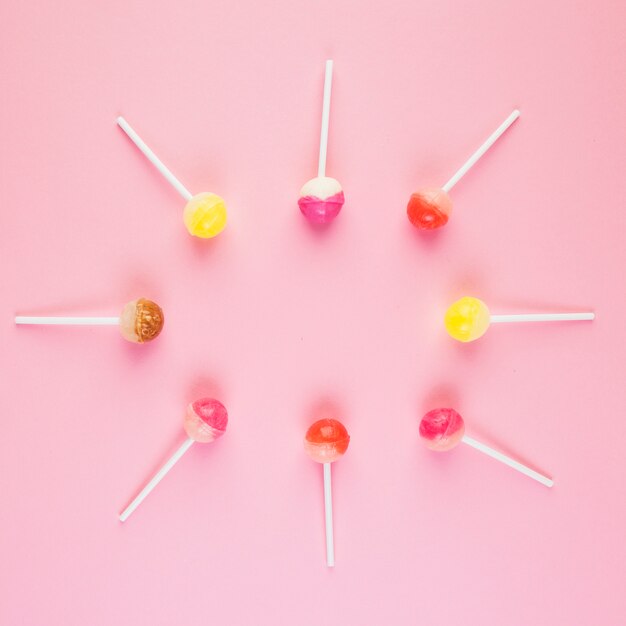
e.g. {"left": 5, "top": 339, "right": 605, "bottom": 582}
{"left": 183, "top": 397, "right": 228, "bottom": 442}
{"left": 419, "top": 407, "right": 553, "bottom": 487}
{"left": 407, "top": 110, "right": 520, "bottom": 230}
{"left": 407, "top": 187, "right": 452, "bottom": 230}
{"left": 444, "top": 296, "right": 595, "bottom": 343}
{"left": 117, "top": 116, "right": 227, "bottom": 239}
{"left": 15, "top": 297, "right": 164, "bottom": 344}
{"left": 119, "top": 298, "right": 165, "bottom": 343}
{"left": 300, "top": 60, "right": 344, "bottom": 225}
{"left": 304, "top": 418, "right": 350, "bottom": 463}
{"left": 419, "top": 407, "right": 465, "bottom": 451}
{"left": 183, "top": 192, "right": 228, "bottom": 239}
{"left": 444, "top": 296, "right": 491, "bottom": 343}
{"left": 304, "top": 417, "right": 350, "bottom": 567}
{"left": 298, "top": 177, "right": 345, "bottom": 224}
{"left": 119, "top": 397, "right": 228, "bottom": 521}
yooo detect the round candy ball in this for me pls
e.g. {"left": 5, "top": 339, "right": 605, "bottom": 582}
{"left": 444, "top": 296, "right": 491, "bottom": 342}
{"left": 304, "top": 418, "right": 350, "bottom": 463}
{"left": 298, "top": 176, "right": 345, "bottom": 224}
{"left": 419, "top": 407, "right": 465, "bottom": 451}
{"left": 407, "top": 187, "right": 452, "bottom": 230}
{"left": 183, "top": 192, "right": 227, "bottom": 239}
{"left": 119, "top": 298, "right": 164, "bottom": 343}
{"left": 183, "top": 398, "right": 228, "bottom": 443}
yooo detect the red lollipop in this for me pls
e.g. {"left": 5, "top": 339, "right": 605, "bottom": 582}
{"left": 407, "top": 110, "right": 520, "bottom": 230}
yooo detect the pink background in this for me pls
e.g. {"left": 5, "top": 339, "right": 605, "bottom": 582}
{"left": 1, "top": 0, "right": 625, "bottom": 624}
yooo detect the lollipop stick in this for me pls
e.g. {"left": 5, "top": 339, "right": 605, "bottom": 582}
{"left": 323, "top": 462, "right": 335, "bottom": 567}
{"left": 490, "top": 312, "right": 595, "bottom": 323}
{"left": 317, "top": 60, "right": 334, "bottom": 178}
{"left": 442, "top": 109, "right": 520, "bottom": 192}
{"left": 120, "top": 437, "right": 194, "bottom": 522}
{"left": 461, "top": 435, "right": 553, "bottom": 487}
{"left": 15, "top": 316, "right": 119, "bottom": 325}
{"left": 116, "top": 116, "right": 193, "bottom": 201}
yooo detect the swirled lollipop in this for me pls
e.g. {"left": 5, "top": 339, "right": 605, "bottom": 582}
{"left": 298, "top": 60, "right": 345, "bottom": 225}
{"left": 15, "top": 297, "right": 164, "bottom": 344}
{"left": 119, "top": 398, "right": 228, "bottom": 521}
{"left": 304, "top": 418, "right": 350, "bottom": 567}
{"left": 117, "top": 117, "right": 227, "bottom": 238}
{"left": 407, "top": 110, "right": 520, "bottom": 230}
{"left": 445, "top": 296, "right": 595, "bottom": 342}
{"left": 420, "top": 407, "right": 553, "bottom": 487}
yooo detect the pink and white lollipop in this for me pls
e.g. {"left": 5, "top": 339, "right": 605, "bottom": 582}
{"left": 298, "top": 60, "right": 345, "bottom": 225}
{"left": 419, "top": 407, "right": 553, "bottom": 487}
{"left": 119, "top": 398, "right": 228, "bottom": 521}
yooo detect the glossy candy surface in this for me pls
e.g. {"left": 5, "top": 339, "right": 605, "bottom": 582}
{"left": 298, "top": 177, "right": 345, "bottom": 224}
{"left": 445, "top": 296, "right": 491, "bottom": 342}
{"left": 119, "top": 298, "right": 164, "bottom": 343}
{"left": 304, "top": 418, "right": 350, "bottom": 463}
{"left": 419, "top": 408, "right": 465, "bottom": 451}
{"left": 407, "top": 187, "right": 452, "bottom": 230}
{"left": 183, "top": 192, "right": 227, "bottom": 238}
{"left": 183, "top": 398, "right": 228, "bottom": 443}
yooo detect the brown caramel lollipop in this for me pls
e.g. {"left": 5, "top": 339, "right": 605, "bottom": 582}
{"left": 118, "top": 298, "right": 164, "bottom": 343}
{"left": 15, "top": 298, "right": 164, "bottom": 344}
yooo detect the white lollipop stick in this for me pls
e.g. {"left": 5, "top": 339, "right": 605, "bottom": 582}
{"left": 116, "top": 116, "right": 192, "bottom": 201}
{"left": 15, "top": 316, "right": 119, "bottom": 325}
{"left": 323, "top": 462, "right": 335, "bottom": 567}
{"left": 120, "top": 437, "right": 194, "bottom": 522}
{"left": 442, "top": 109, "right": 520, "bottom": 193}
{"left": 490, "top": 312, "right": 595, "bottom": 324}
{"left": 318, "top": 60, "right": 334, "bottom": 178}
{"left": 462, "top": 435, "right": 553, "bottom": 487}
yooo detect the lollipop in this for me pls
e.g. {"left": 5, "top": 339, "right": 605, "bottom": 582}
{"left": 445, "top": 296, "right": 595, "bottom": 343}
{"left": 407, "top": 110, "right": 520, "bottom": 230}
{"left": 420, "top": 408, "right": 553, "bottom": 487}
{"left": 15, "top": 298, "right": 164, "bottom": 344}
{"left": 304, "top": 418, "right": 350, "bottom": 567}
{"left": 119, "top": 398, "right": 228, "bottom": 521}
{"left": 117, "top": 116, "right": 227, "bottom": 239}
{"left": 298, "top": 60, "right": 345, "bottom": 225}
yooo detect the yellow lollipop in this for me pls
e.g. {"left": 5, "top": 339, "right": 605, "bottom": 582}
{"left": 117, "top": 117, "right": 227, "bottom": 239}
{"left": 445, "top": 296, "right": 595, "bottom": 343}
{"left": 183, "top": 192, "right": 227, "bottom": 239}
{"left": 444, "top": 297, "right": 491, "bottom": 342}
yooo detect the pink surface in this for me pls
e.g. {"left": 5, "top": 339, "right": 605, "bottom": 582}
{"left": 1, "top": 1, "right": 625, "bottom": 624}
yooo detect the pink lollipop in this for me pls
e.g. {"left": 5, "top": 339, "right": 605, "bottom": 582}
{"left": 120, "top": 398, "right": 227, "bottom": 521}
{"left": 304, "top": 418, "right": 350, "bottom": 567}
{"left": 419, "top": 408, "right": 553, "bottom": 487}
{"left": 298, "top": 60, "right": 345, "bottom": 225}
